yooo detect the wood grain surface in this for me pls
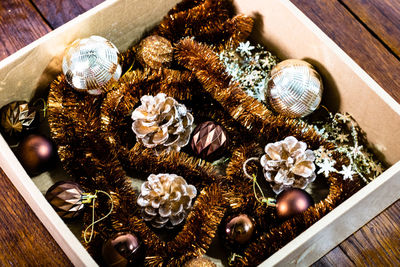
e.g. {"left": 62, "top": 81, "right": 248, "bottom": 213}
{"left": 0, "top": 168, "right": 72, "bottom": 266}
{"left": 0, "top": 0, "right": 51, "bottom": 60}
{"left": 340, "top": 0, "right": 400, "bottom": 58}
{"left": 0, "top": 0, "right": 399, "bottom": 265}
{"left": 30, "top": 0, "right": 104, "bottom": 29}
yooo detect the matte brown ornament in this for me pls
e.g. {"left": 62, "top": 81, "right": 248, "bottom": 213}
{"left": 17, "top": 134, "right": 56, "bottom": 176}
{"left": 0, "top": 101, "right": 39, "bottom": 136}
{"left": 225, "top": 214, "right": 255, "bottom": 244}
{"left": 45, "top": 181, "right": 85, "bottom": 219}
{"left": 184, "top": 257, "right": 216, "bottom": 267}
{"left": 190, "top": 121, "right": 228, "bottom": 160}
{"left": 136, "top": 35, "right": 174, "bottom": 69}
{"left": 102, "top": 232, "right": 144, "bottom": 267}
{"left": 276, "top": 188, "right": 314, "bottom": 219}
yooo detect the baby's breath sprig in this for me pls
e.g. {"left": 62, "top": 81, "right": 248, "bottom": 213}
{"left": 219, "top": 41, "right": 278, "bottom": 102}
{"left": 311, "top": 111, "right": 384, "bottom": 183}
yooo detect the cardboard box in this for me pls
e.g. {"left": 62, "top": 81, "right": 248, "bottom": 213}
{"left": 0, "top": 0, "right": 399, "bottom": 266}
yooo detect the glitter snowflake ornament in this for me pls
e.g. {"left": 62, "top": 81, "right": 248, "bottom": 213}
{"left": 131, "top": 93, "right": 194, "bottom": 152}
{"left": 62, "top": 35, "right": 122, "bottom": 95}
{"left": 260, "top": 136, "right": 316, "bottom": 194}
{"left": 137, "top": 173, "right": 197, "bottom": 228}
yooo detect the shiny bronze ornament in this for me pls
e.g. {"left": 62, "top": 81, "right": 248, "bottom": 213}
{"left": 0, "top": 101, "right": 39, "bottom": 136}
{"left": 266, "top": 59, "right": 323, "bottom": 118}
{"left": 190, "top": 121, "right": 228, "bottom": 160}
{"left": 184, "top": 257, "right": 216, "bottom": 267}
{"left": 17, "top": 134, "right": 56, "bottom": 176}
{"left": 276, "top": 188, "right": 314, "bottom": 220}
{"left": 45, "top": 181, "right": 85, "bottom": 219}
{"left": 62, "top": 35, "right": 122, "bottom": 95}
{"left": 102, "top": 232, "right": 144, "bottom": 267}
{"left": 225, "top": 214, "right": 255, "bottom": 244}
{"left": 136, "top": 35, "right": 174, "bottom": 69}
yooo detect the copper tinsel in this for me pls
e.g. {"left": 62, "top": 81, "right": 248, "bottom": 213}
{"left": 47, "top": 0, "right": 361, "bottom": 266}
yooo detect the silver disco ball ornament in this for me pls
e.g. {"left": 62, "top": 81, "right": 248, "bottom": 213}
{"left": 266, "top": 59, "right": 323, "bottom": 118}
{"left": 62, "top": 35, "right": 122, "bottom": 95}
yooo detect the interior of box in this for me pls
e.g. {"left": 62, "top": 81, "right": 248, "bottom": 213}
{"left": 0, "top": 0, "right": 400, "bottom": 265}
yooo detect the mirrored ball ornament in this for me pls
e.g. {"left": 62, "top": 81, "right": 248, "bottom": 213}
{"left": 62, "top": 35, "right": 122, "bottom": 95}
{"left": 266, "top": 59, "right": 323, "bottom": 118}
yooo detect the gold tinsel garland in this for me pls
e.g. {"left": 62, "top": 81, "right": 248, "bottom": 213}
{"left": 46, "top": 0, "right": 361, "bottom": 266}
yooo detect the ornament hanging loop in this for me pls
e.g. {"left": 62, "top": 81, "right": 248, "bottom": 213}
{"left": 83, "top": 190, "right": 114, "bottom": 243}
{"left": 243, "top": 157, "right": 276, "bottom": 207}
{"left": 32, "top": 98, "right": 48, "bottom": 120}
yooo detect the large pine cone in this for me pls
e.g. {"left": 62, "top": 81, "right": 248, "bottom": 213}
{"left": 260, "top": 136, "right": 316, "bottom": 194}
{"left": 131, "top": 93, "right": 194, "bottom": 152}
{"left": 137, "top": 173, "right": 197, "bottom": 228}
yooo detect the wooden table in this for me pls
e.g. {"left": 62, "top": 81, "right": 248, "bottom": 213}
{"left": 0, "top": 0, "right": 399, "bottom": 265}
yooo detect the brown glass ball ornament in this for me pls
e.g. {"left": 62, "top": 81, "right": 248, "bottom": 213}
{"left": 0, "top": 101, "right": 39, "bottom": 137}
{"left": 276, "top": 188, "right": 314, "bottom": 219}
{"left": 102, "top": 232, "right": 144, "bottom": 267}
{"left": 184, "top": 257, "right": 216, "bottom": 267}
{"left": 136, "top": 35, "right": 174, "bottom": 69}
{"left": 225, "top": 214, "right": 255, "bottom": 245}
{"left": 17, "top": 134, "right": 56, "bottom": 176}
{"left": 45, "top": 181, "right": 85, "bottom": 219}
{"left": 190, "top": 121, "right": 228, "bottom": 161}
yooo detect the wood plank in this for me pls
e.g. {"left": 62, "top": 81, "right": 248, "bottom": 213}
{"left": 30, "top": 0, "right": 105, "bottom": 29}
{"left": 290, "top": 0, "right": 400, "bottom": 104}
{"left": 0, "top": 1, "right": 72, "bottom": 265}
{"left": 0, "top": 168, "right": 72, "bottom": 266}
{"left": 340, "top": 0, "right": 400, "bottom": 58}
{"left": 0, "top": 0, "right": 51, "bottom": 60}
{"left": 339, "top": 201, "right": 400, "bottom": 266}
{"left": 311, "top": 247, "right": 355, "bottom": 267}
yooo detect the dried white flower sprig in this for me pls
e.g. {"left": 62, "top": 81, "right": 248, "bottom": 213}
{"left": 260, "top": 136, "right": 316, "bottom": 194}
{"left": 131, "top": 93, "right": 194, "bottom": 153}
{"left": 312, "top": 111, "right": 384, "bottom": 182}
{"left": 219, "top": 41, "right": 278, "bottom": 102}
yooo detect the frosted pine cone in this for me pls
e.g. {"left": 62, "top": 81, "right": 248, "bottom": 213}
{"left": 131, "top": 93, "right": 194, "bottom": 152}
{"left": 260, "top": 136, "right": 316, "bottom": 194}
{"left": 137, "top": 173, "right": 197, "bottom": 228}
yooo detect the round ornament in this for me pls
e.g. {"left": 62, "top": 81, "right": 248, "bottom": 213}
{"left": 137, "top": 173, "right": 197, "bottom": 228}
{"left": 136, "top": 35, "right": 174, "bottom": 69}
{"left": 131, "top": 93, "right": 194, "bottom": 152}
{"left": 102, "top": 232, "right": 144, "bottom": 267}
{"left": 17, "top": 134, "right": 56, "bottom": 176}
{"left": 45, "top": 181, "right": 85, "bottom": 219}
{"left": 190, "top": 121, "right": 229, "bottom": 161}
{"left": 266, "top": 59, "right": 323, "bottom": 118}
{"left": 0, "top": 101, "right": 39, "bottom": 137}
{"left": 184, "top": 257, "right": 216, "bottom": 267}
{"left": 225, "top": 214, "right": 255, "bottom": 244}
{"left": 62, "top": 35, "right": 122, "bottom": 95}
{"left": 276, "top": 188, "right": 314, "bottom": 219}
